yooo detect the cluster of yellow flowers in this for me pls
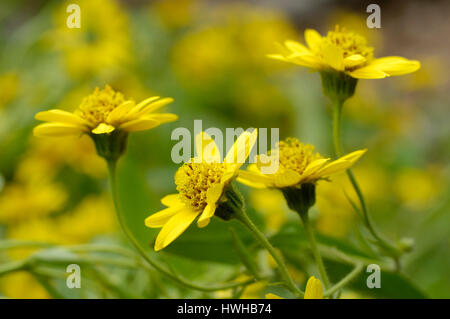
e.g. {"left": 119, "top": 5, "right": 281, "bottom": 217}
{"left": 29, "top": 23, "right": 420, "bottom": 299}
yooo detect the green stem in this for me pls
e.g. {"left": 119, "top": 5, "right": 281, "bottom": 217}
{"left": 324, "top": 263, "right": 364, "bottom": 297}
{"left": 300, "top": 213, "right": 331, "bottom": 290}
{"left": 106, "top": 159, "right": 255, "bottom": 292}
{"left": 233, "top": 207, "right": 304, "bottom": 298}
{"left": 332, "top": 99, "right": 401, "bottom": 258}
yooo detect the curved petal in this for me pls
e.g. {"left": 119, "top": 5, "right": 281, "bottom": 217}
{"left": 118, "top": 116, "right": 160, "bottom": 132}
{"left": 145, "top": 204, "right": 185, "bottom": 228}
{"left": 344, "top": 54, "right": 366, "bottom": 68}
{"left": 106, "top": 101, "right": 135, "bottom": 124}
{"left": 302, "top": 158, "right": 330, "bottom": 177}
{"left": 273, "top": 169, "right": 302, "bottom": 188}
{"left": 195, "top": 132, "right": 221, "bottom": 163}
{"left": 304, "top": 29, "right": 322, "bottom": 52}
{"left": 368, "top": 56, "right": 421, "bottom": 76}
{"left": 315, "top": 159, "right": 353, "bottom": 177}
{"left": 154, "top": 208, "right": 199, "bottom": 251}
{"left": 197, "top": 203, "right": 216, "bottom": 228}
{"left": 138, "top": 97, "right": 174, "bottom": 115}
{"left": 237, "top": 167, "right": 273, "bottom": 188}
{"left": 284, "top": 40, "right": 311, "bottom": 55}
{"left": 225, "top": 129, "right": 258, "bottom": 169}
{"left": 33, "top": 123, "right": 86, "bottom": 137}
{"left": 348, "top": 65, "right": 388, "bottom": 79}
{"left": 145, "top": 113, "right": 178, "bottom": 125}
{"left": 128, "top": 96, "right": 160, "bottom": 114}
{"left": 287, "top": 53, "right": 323, "bottom": 69}
{"left": 337, "top": 149, "right": 367, "bottom": 164}
{"left": 35, "top": 109, "right": 90, "bottom": 127}
{"left": 206, "top": 183, "right": 224, "bottom": 205}
{"left": 161, "top": 194, "right": 184, "bottom": 207}
{"left": 92, "top": 123, "right": 115, "bottom": 134}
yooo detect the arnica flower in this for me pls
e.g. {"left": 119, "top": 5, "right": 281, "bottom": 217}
{"left": 238, "top": 138, "right": 366, "bottom": 214}
{"left": 34, "top": 85, "right": 177, "bottom": 160}
{"left": 268, "top": 25, "right": 420, "bottom": 80}
{"left": 145, "top": 130, "right": 258, "bottom": 251}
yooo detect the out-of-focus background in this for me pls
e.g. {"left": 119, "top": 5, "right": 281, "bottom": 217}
{"left": 0, "top": 0, "right": 448, "bottom": 298}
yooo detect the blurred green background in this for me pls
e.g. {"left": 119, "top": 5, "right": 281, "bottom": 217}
{"left": 0, "top": 0, "right": 448, "bottom": 298}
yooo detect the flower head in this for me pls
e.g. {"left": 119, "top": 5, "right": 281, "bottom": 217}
{"left": 145, "top": 130, "right": 257, "bottom": 251}
{"left": 34, "top": 85, "right": 177, "bottom": 160}
{"left": 238, "top": 137, "right": 366, "bottom": 189}
{"left": 268, "top": 26, "right": 420, "bottom": 79}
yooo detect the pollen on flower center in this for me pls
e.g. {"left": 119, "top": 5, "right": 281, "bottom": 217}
{"left": 77, "top": 85, "right": 126, "bottom": 126}
{"left": 323, "top": 25, "right": 373, "bottom": 60}
{"left": 175, "top": 162, "right": 225, "bottom": 212}
{"left": 277, "top": 138, "right": 322, "bottom": 175}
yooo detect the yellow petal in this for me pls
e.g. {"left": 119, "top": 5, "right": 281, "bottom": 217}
{"left": 92, "top": 123, "right": 115, "bottom": 134}
{"left": 128, "top": 96, "right": 160, "bottom": 114}
{"left": 106, "top": 101, "right": 135, "bottom": 124}
{"left": 274, "top": 169, "right": 302, "bottom": 188}
{"left": 237, "top": 170, "right": 272, "bottom": 188}
{"left": 337, "top": 149, "right": 367, "bottom": 164}
{"left": 315, "top": 159, "right": 353, "bottom": 176}
{"left": 138, "top": 97, "right": 174, "bottom": 115}
{"left": 33, "top": 123, "right": 86, "bottom": 137}
{"left": 154, "top": 208, "right": 198, "bottom": 251}
{"left": 322, "top": 43, "right": 344, "bottom": 71}
{"left": 35, "top": 109, "right": 90, "bottom": 127}
{"left": 368, "top": 56, "right": 421, "bottom": 76}
{"left": 348, "top": 65, "right": 388, "bottom": 79}
{"left": 206, "top": 183, "right": 224, "bottom": 205}
{"left": 287, "top": 53, "right": 323, "bottom": 69}
{"left": 161, "top": 194, "right": 183, "bottom": 207}
{"left": 118, "top": 116, "right": 160, "bottom": 132}
{"left": 195, "top": 132, "right": 222, "bottom": 163}
{"left": 304, "top": 276, "right": 323, "bottom": 299}
{"left": 304, "top": 29, "right": 322, "bottom": 52}
{"left": 145, "top": 113, "right": 178, "bottom": 124}
{"left": 302, "top": 158, "right": 330, "bottom": 177}
{"left": 145, "top": 204, "right": 185, "bottom": 228}
{"left": 197, "top": 203, "right": 216, "bottom": 228}
{"left": 225, "top": 129, "right": 258, "bottom": 169}
{"left": 344, "top": 54, "right": 366, "bottom": 68}
{"left": 284, "top": 40, "right": 311, "bottom": 55}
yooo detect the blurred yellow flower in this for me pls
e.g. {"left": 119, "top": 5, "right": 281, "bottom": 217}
{"left": 48, "top": 0, "right": 131, "bottom": 78}
{"left": 268, "top": 25, "right": 420, "bottom": 79}
{"left": 394, "top": 167, "right": 442, "bottom": 210}
{"left": 249, "top": 189, "right": 289, "bottom": 232}
{"left": 238, "top": 137, "right": 366, "bottom": 189}
{"left": 34, "top": 85, "right": 177, "bottom": 137}
{"left": 0, "top": 272, "right": 50, "bottom": 299}
{"left": 145, "top": 130, "right": 257, "bottom": 251}
{"left": 304, "top": 276, "right": 323, "bottom": 299}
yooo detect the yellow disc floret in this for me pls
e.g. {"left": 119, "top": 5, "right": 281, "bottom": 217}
{"left": 77, "top": 85, "right": 127, "bottom": 126}
{"left": 175, "top": 162, "right": 225, "bottom": 212}
{"left": 277, "top": 138, "right": 322, "bottom": 175}
{"left": 323, "top": 25, "right": 374, "bottom": 61}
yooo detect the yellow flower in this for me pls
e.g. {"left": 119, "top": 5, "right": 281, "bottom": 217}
{"left": 34, "top": 85, "right": 177, "bottom": 137}
{"left": 304, "top": 276, "right": 323, "bottom": 299}
{"left": 238, "top": 137, "right": 366, "bottom": 189}
{"left": 268, "top": 25, "right": 420, "bottom": 79}
{"left": 145, "top": 130, "right": 258, "bottom": 251}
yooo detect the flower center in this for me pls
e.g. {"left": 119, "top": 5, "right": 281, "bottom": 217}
{"left": 277, "top": 138, "right": 322, "bottom": 175}
{"left": 323, "top": 25, "right": 373, "bottom": 60}
{"left": 77, "top": 85, "right": 126, "bottom": 126}
{"left": 175, "top": 162, "right": 225, "bottom": 212}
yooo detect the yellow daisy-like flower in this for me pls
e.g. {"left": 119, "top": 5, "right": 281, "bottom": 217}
{"left": 304, "top": 276, "right": 323, "bottom": 299}
{"left": 268, "top": 25, "right": 420, "bottom": 79}
{"left": 145, "top": 130, "right": 258, "bottom": 251}
{"left": 238, "top": 137, "right": 366, "bottom": 189}
{"left": 34, "top": 85, "right": 177, "bottom": 137}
